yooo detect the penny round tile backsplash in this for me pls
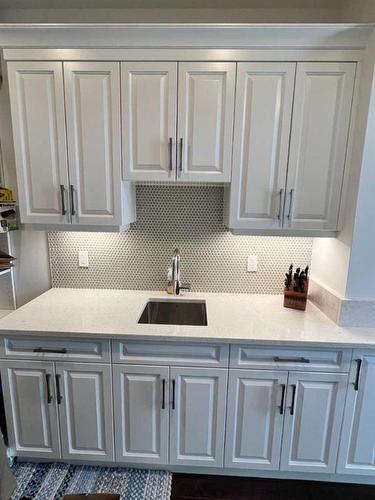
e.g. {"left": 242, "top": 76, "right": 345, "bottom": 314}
{"left": 48, "top": 185, "right": 313, "bottom": 294}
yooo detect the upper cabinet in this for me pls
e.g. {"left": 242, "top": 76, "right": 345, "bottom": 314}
{"left": 8, "top": 62, "right": 69, "bottom": 225}
{"left": 121, "top": 61, "right": 235, "bottom": 183}
{"left": 8, "top": 61, "right": 135, "bottom": 228}
{"left": 177, "top": 63, "right": 235, "bottom": 183}
{"left": 225, "top": 61, "right": 356, "bottom": 233}
{"left": 121, "top": 62, "right": 177, "bottom": 182}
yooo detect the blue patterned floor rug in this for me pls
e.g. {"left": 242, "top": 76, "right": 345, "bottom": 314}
{"left": 10, "top": 461, "right": 172, "bottom": 500}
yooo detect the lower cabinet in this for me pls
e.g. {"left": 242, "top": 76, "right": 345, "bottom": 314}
{"left": 280, "top": 371, "right": 347, "bottom": 473}
{"left": 225, "top": 369, "right": 287, "bottom": 470}
{"left": 1, "top": 360, "right": 114, "bottom": 461}
{"left": 337, "top": 351, "right": 375, "bottom": 475}
{"left": 113, "top": 364, "right": 169, "bottom": 465}
{"left": 170, "top": 366, "right": 227, "bottom": 467}
{"left": 225, "top": 369, "right": 347, "bottom": 473}
{"left": 0, "top": 360, "right": 61, "bottom": 459}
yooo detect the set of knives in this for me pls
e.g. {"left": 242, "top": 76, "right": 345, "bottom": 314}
{"left": 284, "top": 264, "right": 309, "bottom": 293}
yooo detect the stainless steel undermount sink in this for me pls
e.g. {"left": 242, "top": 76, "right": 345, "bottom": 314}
{"left": 138, "top": 299, "right": 207, "bottom": 326}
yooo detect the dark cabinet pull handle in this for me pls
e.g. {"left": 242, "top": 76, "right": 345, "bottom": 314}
{"left": 161, "top": 379, "right": 166, "bottom": 410}
{"left": 279, "top": 384, "right": 286, "bottom": 415}
{"left": 46, "top": 374, "right": 52, "bottom": 404}
{"left": 277, "top": 188, "right": 284, "bottom": 221}
{"left": 274, "top": 356, "right": 310, "bottom": 363}
{"left": 60, "top": 185, "right": 67, "bottom": 216}
{"left": 70, "top": 185, "right": 76, "bottom": 216}
{"left": 289, "top": 384, "right": 297, "bottom": 415}
{"left": 287, "top": 188, "right": 294, "bottom": 220}
{"left": 172, "top": 379, "right": 176, "bottom": 410}
{"left": 56, "top": 374, "right": 62, "bottom": 405}
{"left": 179, "top": 138, "right": 183, "bottom": 173}
{"left": 168, "top": 138, "right": 173, "bottom": 172}
{"left": 34, "top": 347, "right": 67, "bottom": 354}
{"left": 354, "top": 359, "right": 362, "bottom": 391}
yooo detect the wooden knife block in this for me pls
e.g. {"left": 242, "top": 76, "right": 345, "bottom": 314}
{"left": 284, "top": 280, "right": 309, "bottom": 311}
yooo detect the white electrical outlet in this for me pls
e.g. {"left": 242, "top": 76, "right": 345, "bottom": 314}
{"left": 247, "top": 255, "right": 258, "bottom": 272}
{"left": 78, "top": 251, "right": 89, "bottom": 268}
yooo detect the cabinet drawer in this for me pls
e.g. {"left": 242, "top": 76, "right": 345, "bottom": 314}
{"left": 230, "top": 345, "right": 351, "bottom": 372}
{"left": 112, "top": 340, "right": 229, "bottom": 367}
{"left": 0, "top": 336, "right": 110, "bottom": 363}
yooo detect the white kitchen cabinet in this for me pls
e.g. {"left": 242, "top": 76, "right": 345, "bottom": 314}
{"left": 177, "top": 62, "right": 236, "bottom": 182}
{"left": 121, "top": 62, "right": 177, "bottom": 182}
{"left": 280, "top": 371, "right": 347, "bottom": 473}
{"left": 225, "top": 369, "right": 288, "bottom": 470}
{"left": 7, "top": 62, "right": 70, "bottom": 225}
{"left": 56, "top": 362, "right": 114, "bottom": 462}
{"left": 64, "top": 62, "right": 124, "bottom": 226}
{"left": 0, "top": 360, "right": 60, "bottom": 459}
{"left": 337, "top": 351, "right": 375, "bottom": 476}
{"left": 225, "top": 63, "right": 295, "bottom": 230}
{"left": 113, "top": 364, "right": 169, "bottom": 465}
{"left": 170, "top": 366, "right": 227, "bottom": 467}
{"left": 284, "top": 62, "right": 356, "bottom": 231}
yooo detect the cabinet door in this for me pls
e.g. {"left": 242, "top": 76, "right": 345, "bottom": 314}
{"left": 337, "top": 352, "right": 375, "bottom": 475}
{"left": 121, "top": 62, "right": 177, "bottom": 182}
{"left": 56, "top": 362, "right": 114, "bottom": 462}
{"left": 113, "top": 364, "right": 169, "bottom": 465}
{"left": 64, "top": 62, "right": 122, "bottom": 226}
{"left": 170, "top": 366, "right": 227, "bottom": 467}
{"left": 0, "top": 360, "right": 60, "bottom": 459}
{"left": 7, "top": 61, "right": 70, "bottom": 224}
{"left": 225, "top": 369, "right": 288, "bottom": 470}
{"left": 178, "top": 62, "right": 235, "bottom": 183}
{"left": 280, "top": 371, "right": 347, "bottom": 473}
{"left": 285, "top": 62, "right": 356, "bottom": 231}
{"left": 227, "top": 63, "right": 295, "bottom": 230}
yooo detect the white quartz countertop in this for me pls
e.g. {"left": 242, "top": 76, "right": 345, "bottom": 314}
{"left": 0, "top": 288, "right": 374, "bottom": 348}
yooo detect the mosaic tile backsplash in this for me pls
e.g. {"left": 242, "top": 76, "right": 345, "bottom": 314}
{"left": 48, "top": 185, "right": 313, "bottom": 294}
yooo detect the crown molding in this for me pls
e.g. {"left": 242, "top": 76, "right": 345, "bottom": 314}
{"left": 0, "top": 23, "right": 373, "bottom": 49}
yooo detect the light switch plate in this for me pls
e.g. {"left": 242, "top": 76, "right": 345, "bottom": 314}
{"left": 247, "top": 255, "right": 258, "bottom": 272}
{"left": 78, "top": 250, "right": 89, "bottom": 268}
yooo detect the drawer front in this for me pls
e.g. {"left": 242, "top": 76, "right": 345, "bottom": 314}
{"left": 113, "top": 341, "right": 229, "bottom": 367}
{"left": 0, "top": 336, "right": 110, "bottom": 363}
{"left": 230, "top": 345, "right": 351, "bottom": 372}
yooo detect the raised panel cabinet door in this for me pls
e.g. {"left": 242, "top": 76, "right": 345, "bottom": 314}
{"left": 0, "top": 360, "right": 60, "bottom": 459}
{"left": 170, "top": 366, "right": 227, "bottom": 467}
{"left": 285, "top": 62, "right": 356, "bottom": 231}
{"left": 64, "top": 62, "right": 122, "bottom": 226}
{"left": 121, "top": 62, "right": 177, "bottom": 182}
{"left": 337, "top": 352, "right": 375, "bottom": 475}
{"left": 113, "top": 364, "right": 169, "bottom": 465}
{"left": 178, "top": 62, "right": 236, "bottom": 182}
{"left": 225, "top": 369, "right": 288, "bottom": 470}
{"left": 7, "top": 61, "right": 70, "bottom": 224}
{"left": 227, "top": 63, "right": 296, "bottom": 230}
{"left": 280, "top": 371, "right": 347, "bottom": 473}
{"left": 56, "top": 362, "right": 114, "bottom": 462}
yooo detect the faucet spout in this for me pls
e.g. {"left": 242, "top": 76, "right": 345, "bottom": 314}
{"left": 170, "top": 249, "right": 191, "bottom": 295}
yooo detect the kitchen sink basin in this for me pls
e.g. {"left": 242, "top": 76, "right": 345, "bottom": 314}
{"left": 138, "top": 299, "right": 207, "bottom": 326}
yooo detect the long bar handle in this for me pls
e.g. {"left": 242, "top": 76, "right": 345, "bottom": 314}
{"left": 172, "top": 379, "right": 176, "bottom": 410}
{"left": 179, "top": 138, "right": 183, "bottom": 173}
{"left": 60, "top": 185, "right": 67, "bottom": 216}
{"left": 161, "top": 379, "right": 166, "bottom": 410}
{"left": 279, "top": 384, "right": 286, "bottom": 415}
{"left": 168, "top": 138, "right": 173, "bottom": 172}
{"left": 55, "top": 374, "right": 62, "bottom": 405}
{"left": 287, "top": 188, "right": 294, "bottom": 220}
{"left": 277, "top": 188, "right": 284, "bottom": 221}
{"left": 354, "top": 359, "right": 362, "bottom": 391}
{"left": 70, "top": 185, "right": 76, "bottom": 216}
{"left": 46, "top": 374, "right": 52, "bottom": 404}
{"left": 34, "top": 347, "right": 67, "bottom": 354}
{"left": 274, "top": 356, "right": 310, "bottom": 364}
{"left": 289, "top": 384, "right": 297, "bottom": 415}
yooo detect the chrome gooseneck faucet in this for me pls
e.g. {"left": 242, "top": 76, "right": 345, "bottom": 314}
{"left": 171, "top": 249, "right": 191, "bottom": 295}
